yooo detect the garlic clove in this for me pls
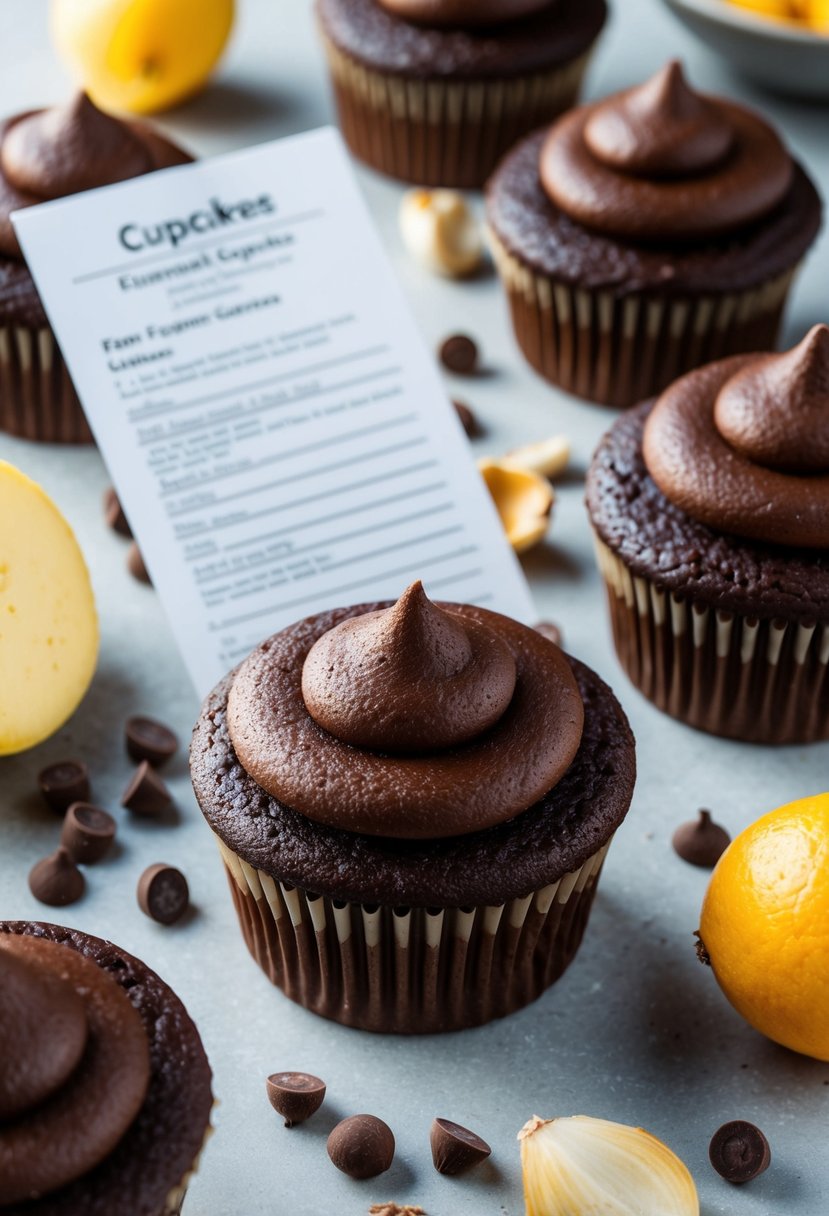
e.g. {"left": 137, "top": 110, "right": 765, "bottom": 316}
{"left": 399, "top": 189, "right": 483, "bottom": 278}
{"left": 519, "top": 1114, "right": 699, "bottom": 1216}
{"left": 478, "top": 459, "right": 553, "bottom": 554}
{"left": 503, "top": 435, "right": 570, "bottom": 481}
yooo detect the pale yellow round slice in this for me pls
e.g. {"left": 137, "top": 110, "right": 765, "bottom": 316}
{"left": 0, "top": 461, "right": 98, "bottom": 754}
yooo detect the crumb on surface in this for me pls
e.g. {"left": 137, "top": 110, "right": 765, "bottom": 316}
{"left": 369, "top": 1205, "right": 426, "bottom": 1215}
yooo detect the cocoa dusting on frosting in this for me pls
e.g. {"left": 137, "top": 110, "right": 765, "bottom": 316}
{"left": 643, "top": 325, "right": 829, "bottom": 548}
{"left": 0, "top": 935, "right": 150, "bottom": 1204}
{"left": 0, "top": 93, "right": 191, "bottom": 259}
{"left": 377, "top": 0, "right": 553, "bottom": 26}
{"left": 226, "top": 583, "right": 584, "bottom": 839}
{"left": 540, "top": 61, "right": 793, "bottom": 242}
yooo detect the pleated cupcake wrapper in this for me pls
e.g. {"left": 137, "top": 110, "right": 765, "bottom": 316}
{"left": 321, "top": 34, "right": 591, "bottom": 187}
{"left": 489, "top": 228, "right": 797, "bottom": 408}
{"left": 594, "top": 534, "right": 829, "bottom": 744}
{"left": 0, "top": 321, "right": 92, "bottom": 442}
{"left": 215, "top": 832, "right": 611, "bottom": 1033}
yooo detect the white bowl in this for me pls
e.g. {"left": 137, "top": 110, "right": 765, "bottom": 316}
{"left": 662, "top": 0, "right": 829, "bottom": 100}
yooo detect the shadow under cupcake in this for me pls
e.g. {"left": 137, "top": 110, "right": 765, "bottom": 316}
{"left": 190, "top": 581, "right": 636, "bottom": 1034}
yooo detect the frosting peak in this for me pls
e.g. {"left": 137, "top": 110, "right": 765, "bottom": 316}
{"left": 540, "top": 59, "right": 793, "bottom": 242}
{"left": 376, "top": 0, "right": 553, "bottom": 27}
{"left": 643, "top": 328, "right": 829, "bottom": 549}
{"left": 227, "top": 594, "right": 585, "bottom": 839}
{"left": 0, "top": 93, "right": 152, "bottom": 200}
{"left": 301, "top": 581, "right": 517, "bottom": 752}
{"left": 584, "top": 61, "right": 733, "bottom": 178}
{"left": 714, "top": 325, "right": 829, "bottom": 473}
{"left": 0, "top": 948, "right": 87, "bottom": 1120}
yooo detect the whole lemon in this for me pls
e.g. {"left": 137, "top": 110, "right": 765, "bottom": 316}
{"left": 698, "top": 793, "right": 829, "bottom": 1061}
{"left": 50, "top": 0, "right": 234, "bottom": 115}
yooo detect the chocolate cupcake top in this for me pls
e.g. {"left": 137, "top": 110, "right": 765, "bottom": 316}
{"left": 540, "top": 61, "right": 793, "bottom": 243}
{"left": 317, "top": 0, "right": 607, "bottom": 80}
{"left": 377, "top": 0, "right": 553, "bottom": 26}
{"left": 0, "top": 93, "right": 191, "bottom": 260}
{"left": 644, "top": 326, "right": 829, "bottom": 549}
{"left": 192, "top": 632, "right": 634, "bottom": 907}
{"left": 0, "top": 923, "right": 212, "bottom": 1216}
{"left": 0, "top": 935, "right": 149, "bottom": 1204}
{"left": 227, "top": 582, "right": 584, "bottom": 839}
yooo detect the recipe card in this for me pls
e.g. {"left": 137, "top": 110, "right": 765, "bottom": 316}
{"left": 14, "top": 127, "right": 534, "bottom": 696}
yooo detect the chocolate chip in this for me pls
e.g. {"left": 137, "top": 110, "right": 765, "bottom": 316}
{"left": 452, "top": 399, "right": 478, "bottom": 438}
{"left": 125, "top": 716, "right": 178, "bottom": 767}
{"left": 28, "top": 847, "right": 85, "bottom": 906}
{"left": 327, "top": 1115, "right": 395, "bottom": 1179}
{"left": 60, "top": 803, "right": 116, "bottom": 864}
{"left": 672, "top": 809, "right": 731, "bottom": 868}
{"left": 38, "top": 759, "right": 91, "bottom": 815}
{"left": 103, "top": 485, "right": 132, "bottom": 538}
{"left": 534, "top": 620, "right": 562, "bottom": 648}
{"left": 709, "top": 1120, "right": 771, "bottom": 1184}
{"left": 266, "top": 1072, "right": 326, "bottom": 1126}
{"left": 121, "top": 761, "right": 172, "bottom": 816}
{"left": 127, "top": 542, "right": 151, "bottom": 584}
{"left": 430, "top": 1117, "right": 491, "bottom": 1175}
{"left": 439, "top": 333, "right": 478, "bottom": 375}
{"left": 137, "top": 863, "right": 189, "bottom": 924}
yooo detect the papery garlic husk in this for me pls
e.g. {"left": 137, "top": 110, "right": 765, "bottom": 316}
{"left": 399, "top": 189, "right": 483, "bottom": 278}
{"left": 518, "top": 1115, "right": 699, "bottom": 1216}
{"left": 478, "top": 459, "right": 554, "bottom": 554}
{"left": 503, "top": 435, "right": 570, "bottom": 481}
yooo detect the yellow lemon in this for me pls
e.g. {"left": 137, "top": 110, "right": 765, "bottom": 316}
{"left": 698, "top": 794, "right": 829, "bottom": 1061}
{"left": 50, "top": 0, "right": 235, "bottom": 115}
{"left": 0, "top": 462, "right": 98, "bottom": 754}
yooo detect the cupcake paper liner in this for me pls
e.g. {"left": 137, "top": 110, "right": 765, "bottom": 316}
{"left": 215, "top": 833, "right": 611, "bottom": 1034}
{"left": 489, "top": 229, "right": 797, "bottom": 408}
{"left": 0, "top": 321, "right": 92, "bottom": 443}
{"left": 594, "top": 534, "right": 829, "bottom": 744}
{"left": 321, "top": 34, "right": 590, "bottom": 188}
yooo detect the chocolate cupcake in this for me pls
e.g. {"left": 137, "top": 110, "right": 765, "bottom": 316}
{"left": 0, "top": 93, "right": 191, "bottom": 443}
{"left": 0, "top": 920, "right": 212, "bottom": 1215}
{"left": 487, "top": 61, "right": 822, "bottom": 408}
{"left": 191, "top": 582, "right": 635, "bottom": 1034}
{"left": 587, "top": 325, "right": 829, "bottom": 744}
{"left": 316, "top": 0, "right": 607, "bottom": 188}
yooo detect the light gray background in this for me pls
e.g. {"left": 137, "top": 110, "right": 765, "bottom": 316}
{"left": 1, "top": 2, "right": 827, "bottom": 1214}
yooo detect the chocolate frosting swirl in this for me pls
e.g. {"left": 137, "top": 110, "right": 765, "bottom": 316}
{"left": 0, "top": 93, "right": 191, "bottom": 259}
{"left": 643, "top": 326, "right": 829, "bottom": 549}
{"left": 227, "top": 584, "right": 584, "bottom": 839}
{"left": 0, "top": 934, "right": 150, "bottom": 1204}
{"left": 376, "top": 0, "right": 554, "bottom": 27}
{"left": 540, "top": 60, "right": 793, "bottom": 242}
{"left": 302, "top": 581, "right": 517, "bottom": 751}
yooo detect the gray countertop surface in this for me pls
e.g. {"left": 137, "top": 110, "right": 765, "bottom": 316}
{"left": 1, "top": 2, "right": 827, "bottom": 1214}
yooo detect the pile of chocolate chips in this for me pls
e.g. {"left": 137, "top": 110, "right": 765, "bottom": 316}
{"left": 265, "top": 1070, "right": 491, "bottom": 1202}
{"left": 28, "top": 715, "right": 188, "bottom": 924}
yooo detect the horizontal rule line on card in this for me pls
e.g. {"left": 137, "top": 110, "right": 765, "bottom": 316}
{"left": 139, "top": 367, "right": 402, "bottom": 446}
{"left": 72, "top": 210, "right": 323, "bottom": 284}
{"left": 178, "top": 459, "right": 440, "bottom": 538}
{"left": 132, "top": 343, "right": 390, "bottom": 422}
{"left": 195, "top": 501, "right": 455, "bottom": 586}
{"left": 159, "top": 413, "right": 416, "bottom": 497}
{"left": 221, "top": 479, "right": 448, "bottom": 553}
{"left": 167, "top": 435, "right": 428, "bottom": 518}
{"left": 211, "top": 543, "right": 477, "bottom": 631}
